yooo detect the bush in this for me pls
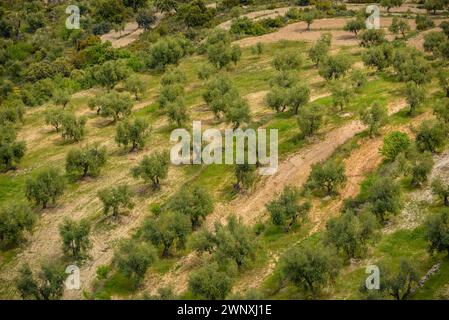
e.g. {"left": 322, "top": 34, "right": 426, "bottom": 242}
{"left": 380, "top": 131, "right": 411, "bottom": 162}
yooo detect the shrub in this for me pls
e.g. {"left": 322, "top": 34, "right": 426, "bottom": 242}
{"left": 380, "top": 131, "right": 411, "bottom": 162}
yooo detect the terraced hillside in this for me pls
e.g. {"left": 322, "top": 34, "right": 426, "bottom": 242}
{"left": 1, "top": 0, "right": 449, "bottom": 300}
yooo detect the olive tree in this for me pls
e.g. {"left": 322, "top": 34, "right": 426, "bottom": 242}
{"left": 60, "top": 113, "right": 87, "bottom": 142}
{"left": 360, "top": 102, "right": 388, "bottom": 137}
{"left": 203, "top": 75, "right": 239, "bottom": 119}
{"left": 234, "top": 163, "right": 256, "bottom": 192}
{"left": 115, "top": 118, "right": 150, "bottom": 151}
{"left": 141, "top": 211, "right": 191, "bottom": 257}
{"left": 426, "top": 210, "right": 449, "bottom": 255}
{"left": 131, "top": 151, "right": 170, "bottom": 189}
{"left": 431, "top": 177, "right": 449, "bottom": 206}
{"left": 114, "top": 239, "right": 157, "bottom": 286}
{"left": 437, "top": 69, "right": 449, "bottom": 97}
{"left": 65, "top": 145, "right": 107, "bottom": 178}
{"left": 344, "top": 18, "right": 366, "bottom": 37}
{"left": 90, "top": 91, "right": 133, "bottom": 122}
{"left": 166, "top": 98, "right": 189, "bottom": 127}
{"left": 59, "top": 218, "right": 91, "bottom": 260}
{"left": 16, "top": 263, "right": 65, "bottom": 300}
{"left": 380, "top": 0, "right": 404, "bottom": 12}
{"left": 352, "top": 176, "right": 401, "bottom": 223}
{"left": 0, "top": 202, "right": 36, "bottom": 247}
{"left": 188, "top": 262, "right": 232, "bottom": 300}
{"left": 266, "top": 186, "right": 311, "bottom": 231}
{"left": 25, "top": 168, "right": 65, "bottom": 209}
{"left": 288, "top": 84, "right": 310, "bottom": 115}
{"left": 330, "top": 81, "right": 353, "bottom": 112}
{"left": 383, "top": 258, "right": 419, "bottom": 300}
{"left": 307, "top": 159, "right": 347, "bottom": 196}
{"left": 98, "top": 185, "right": 134, "bottom": 219}
{"left": 225, "top": 96, "right": 251, "bottom": 129}
{"left": 93, "top": 60, "right": 130, "bottom": 91}
{"left": 405, "top": 82, "right": 426, "bottom": 115}
{"left": 272, "top": 50, "right": 303, "bottom": 71}
{"left": 325, "top": 211, "right": 377, "bottom": 260}
{"left": 124, "top": 74, "right": 145, "bottom": 100}
{"left": 280, "top": 243, "right": 340, "bottom": 294}
{"left": 359, "top": 29, "right": 386, "bottom": 47}
{"left": 415, "top": 120, "right": 447, "bottom": 153}
{"left": 0, "top": 124, "right": 26, "bottom": 172}
{"left": 297, "top": 104, "right": 324, "bottom": 137}
{"left": 53, "top": 89, "right": 71, "bottom": 109}
{"left": 169, "top": 185, "right": 214, "bottom": 229}
{"left": 308, "top": 37, "right": 330, "bottom": 67}
{"left": 319, "top": 54, "right": 351, "bottom": 80}
{"left": 45, "top": 109, "right": 67, "bottom": 132}
{"left": 389, "top": 17, "right": 410, "bottom": 38}
{"left": 192, "top": 216, "right": 257, "bottom": 269}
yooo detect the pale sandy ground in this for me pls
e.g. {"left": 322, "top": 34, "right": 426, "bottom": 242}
{"left": 100, "top": 13, "right": 163, "bottom": 48}
{"left": 234, "top": 17, "right": 420, "bottom": 48}
{"left": 218, "top": 7, "right": 296, "bottom": 30}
